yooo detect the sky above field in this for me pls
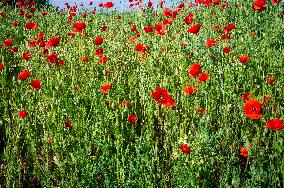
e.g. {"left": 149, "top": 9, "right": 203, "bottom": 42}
{"left": 49, "top": 0, "right": 189, "bottom": 11}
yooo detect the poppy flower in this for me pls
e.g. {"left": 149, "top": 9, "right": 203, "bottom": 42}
{"left": 10, "top": 47, "right": 19, "bottom": 53}
{"left": 183, "top": 86, "right": 196, "bottom": 96}
{"left": 223, "top": 47, "right": 230, "bottom": 54}
{"left": 213, "top": 24, "right": 220, "bottom": 31}
{"left": 22, "top": 52, "right": 31, "bottom": 60}
{"left": 244, "top": 99, "right": 262, "bottom": 119}
{"left": 64, "top": 120, "right": 73, "bottom": 128}
{"left": 73, "top": 21, "right": 86, "bottom": 32}
{"left": 197, "top": 108, "right": 206, "bottom": 115}
{"left": 134, "top": 44, "right": 148, "bottom": 52}
{"left": 188, "top": 63, "right": 201, "bottom": 77}
{"left": 131, "top": 25, "right": 137, "bottom": 32}
{"left": 18, "top": 110, "right": 28, "bottom": 119}
{"left": 101, "top": 26, "right": 108, "bottom": 31}
{"left": 11, "top": 21, "right": 19, "bottom": 27}
{"left": 154, "top": 23, "right": 166, "bottom": 35}
{"left": 266, "top": 118, "right": 284, "bottom": 131}
{"left": 206, "top": 38, "right": 217, "bottom": 48}
{"left": 128, "top": 114, "right": 138, "bottom": 124}
{"left": 99, "top": 56, "right": 108, "bottom": 64}
{"left": 3, "top": 39, "right": 13, "bottom": 48}
{"left": 83, "top": 56, "right": 89, "bottom": 62}
{"left": 45, "top": 37, "right": 61, "bottom": 49}
{"left": 240, "top": 146, "right": 249, "bottom": 157}
{"left": 238, "top": 55, "right": 249, "bottom": 63}
{"left": 252, "top": 0, "right": 266, "bottom": 11}
{"left": 29, "top": 79, "right": 41, "bottom": 90}
{"left": 94, "top": 36, "right": 103, "bottom": 45}
{"left": 271, "top": 0, "right": 281, "bottom": 5}
{"left": 163, "top": 8, "right": 173, "bottom": 17}
{"left": 144, "top": 25, "right": 154, "bottom": 33}
{"left": 25, "top": 22, "right": 37, "bottom": 30}
{"left": 265, "top": 77, "right": 276, "bottom": 83}
{"left": 242, "top": 92, "right": 251, "bottom": 102}
{"left": 100, "top": 83, "right": 111, "bottom": 94}
{"left": 46, "top": 52, "right": 58, "bottom": 64}
{"left": 0, "top": 63, "right": 3, "bottom": 72}
{"left": 180, "top": 143, "right": 190, "bottom": 154}
{"left": 18, "top": 70, "right": 31, "bottom": 81}
{"left": 95, "top": 48, "right": 104, "bottom": 57}
{"left": 188, "top": 24, "right": 201, "bottom": 34}
{"left": 184, "top": 13, "right": 194, "bottom": 25}
{"left": 152, "top": 88, "right": 176, "bottom": 108}
{"left": 198, "top": 73, "right": 209, "bottom": 83}
{"left": 103, "top": 2, "right": 114, "bottom": 8}
{"left": 223, "top": 24, "right": 235, "bottom": 33}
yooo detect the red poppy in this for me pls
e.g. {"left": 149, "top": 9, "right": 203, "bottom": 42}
{"left": 265, "top": 77, "right": 276, "bottom": 83}
{"left": 22, "top": 52, "right": 31, "bottom": 60}
{"left": 134, "top": 44, "right": 149, "bottom": 52}
{"left": 180, "top": 143, "right": 190, "bottom": 154}
{"left": 213, "top": 24, "right": 220, "bottom": 31}
{"left": 198, "top": 73, "right": 209, "bottom": 83}
{"left": 29, "top": 79, "right": 41, "bottom": 90}
{"left": 188, "top": 63, "right": 201, "bottom": 77}
{"left": 152, "top": 88, "right": 176, "bottom": 108}
{"left": 154, "top": 23, "right": 166, "bottom": 35}
{"left": 188, "top": 23, "right": 201, "bottom": 34}
{"left": 238, "top": 55, "right": 249, "bottom": 63}
{"left": 11, "top": 21, "right": 19, "bottom": 27}
{"left": 0, "top": 63, "right": 3, "bottom": 73}
{"left": 242, "top": 92, "right": 251, "bottom": 102}
{"left": 240, "top": 146, "right": 249, "bottom": 157}
{"left": 252, "top": 0, "right": 266, "bottom": 11}
{"left": 73, "top": 21, "right": 86, "bottom": 32}
{"left": 45, "top": 37, "right": 61, "bottom": 49}
{"left": 184, "top": 13, "right": 194, "bottom": 25}
{"left": 223, "top": 24, "right": 235, "bottom": 33}
{"left": 271, "top": 0, "right": 281, "bottom": 5}
{"left": 101, "top": 26, "right": 108, "bottom": 31}
{"left": 64, "top": 120, "right": 73, "bottom": 128}
{"left": 197, "top": 108, "right": 206, "bottom": 115}
{"left": 10, "top": 47, "right": 19, "bottom": 53}
{"left": 95, "top": 48, "right": 104, "bottom": 57}
{"left": 18, "top": 70, "right": 31, "bottom": 81}
{"left": 131, "top": 25, "right": 137, "bottom": 32}
{"left": 128, "top": 114, "right": 138, "bottom": 124}
{"left": 266, "top": 118, "right": 284, "bottom": 131}
{"left": 223, "top": 47, "right": 230, "bottom": 54}
{"left": 206, "top": 38, "right": 217, "bottom": 48}
{"left": 18, "top": 110, "right": 28, "bottom": 119}
{"left": 94, "top": 36, "right": 103, "bottom": 45}
{"left": 25, "top": 21, "right": 37, "bottom": 30}
{"left": 83, "top": 56, "right": 89, "bottom": 62}
{"left": 99, "top": 56, "right": 108, "bottom": 64}
{"left": 144, "top": 26, "right": 154, "bottom": 33}
{"left": 183, "top": 86, "right": 196, "bottom": 96}
{"left": 103, "top": 2, "right": 114, "bottom": 8}
{"left": 42, "top": 11, "right": 48, "bottom": 16}
{"left": 163, "top": 8, "right": 173, "bottom": 17}
{"left": 100, "top": 83, "right": 111, "bottom": 94}
{"left": 3, "top": 39, "right": 13, "bottom": 48}
{"left": 243, "top": 99, "right": 262, "bottom": 119}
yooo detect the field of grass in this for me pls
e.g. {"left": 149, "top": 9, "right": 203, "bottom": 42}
{"left": 0, "top": 0, "right": 284, "bottom": 187}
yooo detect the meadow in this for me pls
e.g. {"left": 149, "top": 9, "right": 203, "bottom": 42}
{"left": 0, "top": 0, "right": 284, "bottom": 187}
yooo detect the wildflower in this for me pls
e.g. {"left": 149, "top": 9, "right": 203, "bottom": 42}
{"left": 266, "top": 118, "right": 284, "bottom": 131}
{"left": 29, "top": 79, "right": 41, "bottom": 90}
{"left": 18, "top": 110, "right": 28, "bottom": 119}
{"left": 198, "top": 73, "right": 209, "bottom": 83}
{"left": 64, "top": 120, "right": 73, "bottom": 128}
{"left": 240, "top": 146, "right": 249, "bottom": 157}
{"left": 239, "top": 55, "right": 249, "bottom": 63}
{"left": 94, "top": 36, "right": 103, "bottom": 45}
{"left": 152, "top": 88, "right": 176, "bottom": 108}
{"left": 25, "top": 21, "right": 37, "bottom": 30}
{"left": 3, "top": 39, "right": 13, "bottom": 48}
{"left": 22, "top": 52, "right": 31, "bottom": 60}
{"left": 73, "top": 21, "right": 86, "bottom": 32}
{"left": 180, "top": 143, "right": 190, "bottom": 154}
{"left": 100, "top": 83, "right": 111, "bottom": 94}
{"left": 244, "top": 99, "right": 262, "bottom": 119}
{"left": 205, "top": 38, "right": 217, "bottom": 48}
{"left": 0, "top": 63, "right": 3, "bottom": 72}
{"left": 252, "top": 0, "right": 266, "bottom": 11}
{"left": 183, "top": 86, "right": 196, "bottom": 96}
{"left": 45, "top": 37, "right": 61, "bottom": 49}
{"left": 128, "top": 114, "right": 138, "bottom": 124}
{"left": 223, "top": 47, "right": 230, "bottom": 54}
{"left": 188, "top": 63, "right": 201, "bottom": 77}
{"left": 188, "top": 23, "right": 201, "bottom": 34}
{"left": 18, "top": 70, "right": 31, "bottom": 81}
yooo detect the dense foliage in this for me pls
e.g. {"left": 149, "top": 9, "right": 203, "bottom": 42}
{"left": 0, "top": 0, "right": 284, "bottom": 187}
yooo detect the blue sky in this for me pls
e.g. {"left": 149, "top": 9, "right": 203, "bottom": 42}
{"left": 49, "top": 0, "right": 186, "bottom": 11}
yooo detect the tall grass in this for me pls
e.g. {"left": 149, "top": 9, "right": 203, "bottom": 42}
{"left": 0, "top": 0, "right": 284, "bottom": 187}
